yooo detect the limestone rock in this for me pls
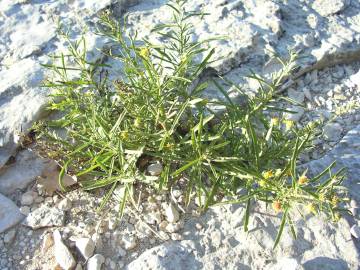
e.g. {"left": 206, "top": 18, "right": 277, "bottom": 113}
{"left": 323, "top": 122, "right": 343, "bottom": 141}
{"left": 125, "top": 242, "right": 200, "bottom": 270}
{"left": 0, "top": 193, "right": 23, "bottom": 233}
{"left": 75, "top": 238, "right": 95, "bottom": 259}
{"left": 164, "top": 204, "right": 180, "bottom": 223}
{"left": 122, "top": 234, "right": 137, "bottom": 250}
{"left": 20, "top": 191, "right": 35, "bottom": 206}
{"left": 87, "top": 254, "right": 105, "bottom": 270}
{"left": 3, "top": 229, "right": 16, "bottom": 244}
{"left": 58, "top": 198, "right": 72, "bottom": 211}
{"left": 350, "top": 225, "right": 360, "bottom": 239}
{"left": 23, "top": 205, "right": 64, "bottom": 229}
{"left": 0, "top": 150, "right": 45, "bottom": 195}
{"left": 312, "top": 0, "right": 349, "bottom": 17}
{"left": 53, "top": 230, "right": 76, "bottom": 270}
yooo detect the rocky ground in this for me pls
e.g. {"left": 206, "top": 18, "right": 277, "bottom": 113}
{"left": 1, "top": 0, "right": 360, "bottom": 270}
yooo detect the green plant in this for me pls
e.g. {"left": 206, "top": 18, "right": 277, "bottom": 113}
{"left": 34, "top": 0, "right": 348, "bottom": 248}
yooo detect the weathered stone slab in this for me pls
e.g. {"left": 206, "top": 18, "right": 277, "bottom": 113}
{"left": 0, "top": 193, "right": 23, "bottom": 233}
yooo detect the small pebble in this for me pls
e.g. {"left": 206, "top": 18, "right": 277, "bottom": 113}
{"left": 164, "top": 204, "right": 180, "bottom": 223}
{"left": 87, "top": 254, "right": 105, "bottom": 270}
{"left": 3, "top": 230, "right": 16, "bottom": 244}
{"left": 75, "top": 238, "right": 95, "bottom": 259}
{"left": 58, "top": 198, "right": 72, "bottom": 211}
{"left": 21, "top": 192, "right": 34, "bottom": 206}
{"left": 147, "top": 163, "right": 163, "bottom": 176}
{"left": 122, "top": 234, "right": 137, "bottom": 250}
{"left": 19, "top": 206, "right": 30, "bottom": 216}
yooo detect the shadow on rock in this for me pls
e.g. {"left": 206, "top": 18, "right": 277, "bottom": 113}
{"left": 303, "top": 257, "right": 349, "bottom": 270}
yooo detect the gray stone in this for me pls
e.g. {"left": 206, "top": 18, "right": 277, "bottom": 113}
{"left": 23, "top": 205, "right": 64, "bottom": 229}
{"left": 323, "top": 122, "right": 343, "bottom": 141}
{"left": 147, "top": 163, "right": 163, "bottom": 176}
{"left": 0, "top": 194, "right": 23, "bottom": 233}
{"left": 20, "top": 191, "right": 35, "bottom": 206}
{"left": 285, "top": 106, "right": 305, "bottom": 122}
{"left": 0, "top": 150, "right": 45, "bottom": 195}
{"left": 3, "top": 229, "right": 16, "bottom": 244}
{"left": 288, "top": 89, "right": 305, "bottom": 104}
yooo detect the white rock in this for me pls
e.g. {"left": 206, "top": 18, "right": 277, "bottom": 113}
{"left": 122, "top": 234, "right": 137, "bottom": 250}
{"left": 87, "top": 254, "right": 105, "bottom": 270}
{"left": 312, "top": 0, "right": 349, "bottom": 17}
{"left": 23, "top": 205, "right": 64, "bottom": 229}
{"left": 350, "top": 199, "right": 359, "bottom": 208}
{"left": 58, "top": 198, "right": 72, "bottom": 211}
{"left": 350, "top": 225, "right": 360, "bottom": 239}
{"left": 75, "top": 238, "right": 95, "bottom": 259}
{"left": 0, "top": 194, "right": 23, "bottom": 233}
{"left": 21, "top": 191, "right": 35, "bottom": 206}
{"left": 272, "top": 257, "right": 302, "bottom": 270}
{"left": 3, "top": 229, "right": 16, "bottom": 243}
{"left": 147, "top": 163, "right": 163, "bottom": 176}
{"left": 53, "top": 230, "right": 76, "bottom": 270}
{"left": 164, "top": 204, "right": 180, "bottom": 223}
{"left": 108, "top": 218, "right": 117, "bottom": 230}
{"left": 323, "top": 122, "right": 343, "bottom": 141}
{"left": 350, "top": 69, "right": 360, "bottom": 88}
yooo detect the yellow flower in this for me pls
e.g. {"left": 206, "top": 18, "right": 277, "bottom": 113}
{"left": 306, "top": 203, "right": 317, "bottom": 215}
{"left": 165, "top": 142, "right": 174, "bottom": 149}
{"left": 272, "top": 200, "right": 282, "bottom": 212}
{"left": 331, "top": 195, "right": 339, "bottom": 206}
{"left": 318, "top": 193, "right": 325, "bottom": 202}
{"left": 259, "top": 179, "right": 267, "bottom": 187}
{"left": 120, "top": 131, "right": 129, "bottom": 140}
{"left": 283, "top": 119, "right": 294, "bottom": 131}
{"left": 262, "top": 170, "right": 274, "bottom": 179}
{"left": 270, "top": 117, "right": 279, "bottom": 126}
{"left": 275, "top": 169, "right": 282, "bottom": 177}
{"left": 298, "top": 175, "right": 308, "bottom": 185}
{"left": 139, "top": 47, "right": 150, "bottom": 58}
{"left": 134, "top": 117, "right": 141, "bottom": 128}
